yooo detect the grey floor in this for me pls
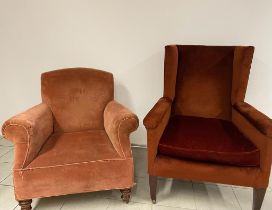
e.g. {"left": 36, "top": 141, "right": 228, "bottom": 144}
{"left": 0, "top": 136, "right": 272, "bottom": 210}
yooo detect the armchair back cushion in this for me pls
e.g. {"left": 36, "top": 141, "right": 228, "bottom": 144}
{"left": 41, "top": 68, "right": 113, "bottom": 132}
{"left": 173, "top": 46, "right": 234, "bottom": 120}
{"left": 164, "top": 45, "right": 254, "bottom": 120}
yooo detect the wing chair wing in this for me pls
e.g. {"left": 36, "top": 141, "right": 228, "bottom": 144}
{"left": 144, "top": 45, "right": 272, "bottom": 210}
{"left": 2, "top": 68, "right": 139, "bottom": 209}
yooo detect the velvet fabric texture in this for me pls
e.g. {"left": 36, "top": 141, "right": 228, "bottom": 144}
{"left": 173, "top": 46, "right": 234, "bottom": 120}
{"left": 41, "top": 68, "right": 114, "bottom": 132}
{"left": 158, "top": 115, "right": 260, "bottom": 167}
{"left": 144, "top": 45, "right": 272, "bottom": 188}
{"left": 104, "top": 100, "right": 139, "bottom": 158}
{"left": 2, "top": 68, "right": 139, "bottom": 200}
{"left": 234, "top": 102, "right": 272, "bottom": 137}
{"left": 2, "top": 103, "right": 53, "bottom": 169}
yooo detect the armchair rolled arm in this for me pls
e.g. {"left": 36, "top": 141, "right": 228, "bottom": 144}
{"left": 2, "top": 103, "right": 53, "bottom": 169}
{"left": 234, "top": 101, "right": 272, "bottom": 138}
{"left": 143, "top": 97, "right": 172, "bottom": 129}
{"left": 104, "top": 100, "right": 139, "bottom": 158}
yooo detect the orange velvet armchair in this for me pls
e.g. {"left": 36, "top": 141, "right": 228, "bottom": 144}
{"left": 144, "top": 45, "right": 272, "bottom": 210}
{"left": 2, "top": 68, "right": 139, "bottom": 210}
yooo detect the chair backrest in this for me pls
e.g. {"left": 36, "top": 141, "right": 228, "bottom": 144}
{"left": 41, "top": 68, "right": 113, "bottom": 132}
{"left": 163, "top": 45, "right": 254, "bottom": 120}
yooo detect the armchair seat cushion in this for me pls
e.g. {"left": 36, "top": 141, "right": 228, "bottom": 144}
{"left": 27, "top": 130, "right": 121, "bottom": 169}
{"left": 158, "top": 115, "right": 260, "bottom": 167}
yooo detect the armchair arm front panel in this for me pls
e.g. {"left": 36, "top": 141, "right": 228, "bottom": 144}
{"left": 104, "top": 100, "right": 139, "bottom": 158}
{"left": 143, "top": 97, "right": 172, "bottom": 129}
{"left": 234, "top": 101, "right": 272, "bottom": 137}
{"left": 2, "top": 103, "right": 53, "bottom": 169}
{"left": 143, "top": 97, "right": 172, "bottom": 173}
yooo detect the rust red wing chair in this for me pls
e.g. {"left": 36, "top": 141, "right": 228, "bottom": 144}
{"left": 2, "top": 68, "right": 139, "bottom": 210}
{"left": 143, "top": 45, "right": 272, "bottom": 210}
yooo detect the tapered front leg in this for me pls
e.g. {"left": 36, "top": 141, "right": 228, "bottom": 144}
{"left": 18, "top": 199, "right": 32, "bottom": 210}
{"left": 253, "top": 188, "right": 266, "bottom": 210}
{"left": 149, "top": 175, "right": 158, "bottom": 204}
{"left": 120, "top": 188, "right": 132, "bottom": 203}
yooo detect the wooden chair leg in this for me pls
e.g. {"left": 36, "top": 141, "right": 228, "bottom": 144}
{"left": 253, "top": 188, "right": 266, "bottom": 210}
{"left": 149, "top": 175, "right": 158, "bottom": 204}
{"left": 18, "top": 199, "right": 32, "bottom": 210}
{"left": 120, "top": 188, "right": 131, "bottom": 204}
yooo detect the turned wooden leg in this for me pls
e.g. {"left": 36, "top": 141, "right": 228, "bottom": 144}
{"left": 120, "top": 188, "right": 131, "bottom": 203}
{"left": 253, "top": 188, "right": 266, "bottom": 210}
{"left": 18, "top": 199, "right": 32, "bottom": 210}
{"left": 149, "top": 175, "right": 158, "bottom": 204}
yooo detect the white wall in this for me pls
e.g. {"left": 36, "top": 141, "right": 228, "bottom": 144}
{"left": 0, "top": 0, "right": 271, "bottom": 145}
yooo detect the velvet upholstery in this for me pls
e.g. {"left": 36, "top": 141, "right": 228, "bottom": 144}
{"left": 2, "top": 103, "right": 53, "bottom": 169}
{"left": 144, "top": 45, "right": 272, "bottom": 189}
{"left": 2, "top": 68, "right": 138, "bottom": 201}
{"left": 173, "top": 46, "right": 234, "bottom": 120}
{"left": 144, "top": 97, "right": 172, "bottom": 129}
{"left": 41, "top": 68, "right": 113, "bottom": 132}
{"left": 104, "top": 100, "right": 139, "bottom": 158}
{"left": 13, "top": 158, "right": 133, "bottom": 200}
{"left": 234, "top": 101, "right": 272, "bottom": 137}
{"left": 231, "top": 47, "right": 254, "bottom": 104}
{"left": 158, "top": 115, "right": 260, "bottom": 167}
{"left": 26, "top": 130, "right": 121, "bottom": 168}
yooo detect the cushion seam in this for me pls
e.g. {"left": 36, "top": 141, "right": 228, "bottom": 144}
{"left": 16, "top": 157, "right": 132, "bottom": 171}
{"left": 159, "top": 144, "right": 260, "bottom": 154}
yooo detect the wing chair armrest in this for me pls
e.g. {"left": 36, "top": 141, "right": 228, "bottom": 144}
{"left": 1, "top": 103, "right": 53, "bottom": 169}
{"left": 234, "top": 102, "right": 272, "bottom": 138}
{"left": 143, "top": 97, "right": 172, "bottom": 170}
{"left": 143, "top": 97, "right": 172, "bottom": 129}
{"left": 233, "top": 102, "right": 272, "bottom": 172}
{"left": 104, "top": 100, "right": 139, "bottom": 158}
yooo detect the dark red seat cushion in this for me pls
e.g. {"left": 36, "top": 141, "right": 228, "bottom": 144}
{"left": 158, "top": 115, "right": 260, "bottom": 167}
